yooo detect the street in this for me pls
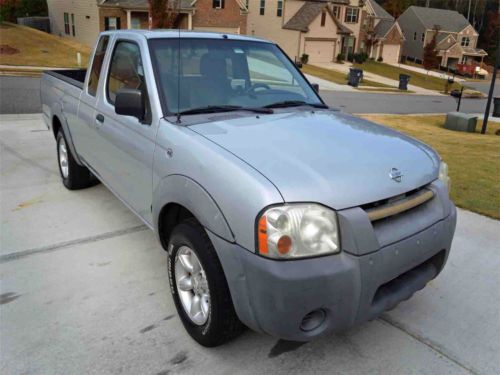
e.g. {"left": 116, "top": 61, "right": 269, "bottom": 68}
{"left": 0, "top": 75, "right": 497, "bottom": 115}
{"left": 1, "top": 114, "right": 500, "bottom": 375}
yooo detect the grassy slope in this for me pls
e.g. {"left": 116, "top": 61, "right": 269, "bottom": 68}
{"left": 302, "top": 64, "right": 394, "bottom": 89}
{"left": 0, "top": 22, "right": 91, "bottom": 68}
{"left": 361, "top": 115, "right": 500, "bottom": 219}
{"left": 354, "top": 60, "right": 464, "bottom": 92}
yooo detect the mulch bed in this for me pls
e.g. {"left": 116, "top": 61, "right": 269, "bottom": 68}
{"left": 0, "top": 45, "right": 20, "bottom": 55}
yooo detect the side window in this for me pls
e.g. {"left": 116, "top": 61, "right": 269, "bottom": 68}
{"left": 107, "top": 41, "right": 144, "bottom": 105}
{"left": 88, "top": 36, "right": 109, "bottom": 97}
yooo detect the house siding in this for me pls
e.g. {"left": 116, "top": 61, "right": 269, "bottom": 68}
{"left": 193, "top": 0, "right": 247, "bottom": 34}
{"left": 46, "top": 0, "right": 100, "bottom": 47}
{"left": 398, "top": 8, "right": 426, "bottom": 61}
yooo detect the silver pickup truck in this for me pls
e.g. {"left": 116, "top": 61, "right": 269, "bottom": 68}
{"left": 41, "top": 30, "right": 456, "bottom": 347}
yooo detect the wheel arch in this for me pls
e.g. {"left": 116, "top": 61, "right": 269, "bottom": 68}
{"left": 154, "top": 175, "right": 235, "bottom": 249}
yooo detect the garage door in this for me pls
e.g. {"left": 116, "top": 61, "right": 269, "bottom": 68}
{"left": 305, "top": 41, "right": 335, "bottom": 63}
{"left": 382, "top": 44, "right": 400, "bottom": 64}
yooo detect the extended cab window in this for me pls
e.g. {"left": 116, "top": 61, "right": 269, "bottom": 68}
{"left": 88, "top": 36, "right": 109, "bottom": 96}
{"left": 107, "top": 41, "right": 145, "bottom": 104}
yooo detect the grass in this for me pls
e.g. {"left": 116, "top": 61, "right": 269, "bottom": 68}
{"left": 353, "top": 60, "right": 465, "bottom": 93}
{"left": 0, "top": 22, "right": 91, "bottom": 68}
{"left": 360, "top": 114, "right": 500, "bottom": 219}
{"left": 301, "top": 64, "right": 395, "bottom": 90}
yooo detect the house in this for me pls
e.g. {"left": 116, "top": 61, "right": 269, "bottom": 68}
{"left": 46, "top": 0, "right": 101, "bottom": 47}
{"left": 46, "top": 0, "right": 248, "bottom": 47}
{"left": 363, "top": 0, "right": 404, "bottom": 63}
{"left": 246, "top": 0, "right": 403, "bottom": 64}
{"left": 397, "top": 6, "right": 487, "bottom": 69}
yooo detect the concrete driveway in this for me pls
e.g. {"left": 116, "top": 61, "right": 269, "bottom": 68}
{"left": 1, "top": 114, "right": 500, "bottom": 375}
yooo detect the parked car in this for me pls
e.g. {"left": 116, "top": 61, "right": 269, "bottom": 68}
{"left": 41, "top": 30, "right": 457, "bottom": 347}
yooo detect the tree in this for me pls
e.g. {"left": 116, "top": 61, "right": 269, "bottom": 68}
{"left": 479, "top": 10, "right": 500, "bottom": 65}
{"left": 423, "top": 27, "right": 441, "bottom": 72}
{"left": 0, "top": 0, "right": 47, "bottom": 22}
{"left": 148, "top": 0, "right": 181, "bottom": 29}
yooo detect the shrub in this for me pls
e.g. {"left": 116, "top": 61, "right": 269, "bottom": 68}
{"left": 336, "top": 53, "right": 344, "bottom": 63}
{"left": 377, "top": 56, "right": 383, "bottom": 62}
{"left": 300, "top": 53, "right": 309, "bottom": 64}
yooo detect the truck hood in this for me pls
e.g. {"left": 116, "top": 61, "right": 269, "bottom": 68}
{"left": 189, "top": 110, "right": 439, "bottom": 209}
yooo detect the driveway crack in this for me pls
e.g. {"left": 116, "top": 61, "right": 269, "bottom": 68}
{"left": 379, "top": 315, "right": 480, "bottom": 375}
{"left": 0, "top": 225, "right": 148, "bottom": 263}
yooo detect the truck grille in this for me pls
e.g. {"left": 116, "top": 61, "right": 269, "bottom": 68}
{"left": 362, "top": 185, "right": 434, "bottom": 222}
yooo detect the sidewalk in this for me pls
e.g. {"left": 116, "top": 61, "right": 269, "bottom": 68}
{"left": 313, "top": 62, "right": 445, "bottom": 96}
{"left": 386, "top": 62, "right": 466, "bottom": 82}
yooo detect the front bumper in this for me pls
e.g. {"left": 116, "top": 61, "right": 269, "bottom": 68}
{"left": 209, "top": 183, "right": 457, "bottom": 341}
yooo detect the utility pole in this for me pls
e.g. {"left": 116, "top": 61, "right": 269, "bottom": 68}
{"left": 481, "top": 40, "right": 500, "bottom": 134}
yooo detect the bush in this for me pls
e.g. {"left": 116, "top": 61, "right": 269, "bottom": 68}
{"left": 377, "top": 56, "right": 383, "bottom": 62}
{"left": 300, "top": 53, "right": 309, "bottom": 64}
{"left": 336, "top": 53, "right": 344, "bottom": 63}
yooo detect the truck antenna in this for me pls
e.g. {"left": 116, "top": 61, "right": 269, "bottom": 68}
{"left": 175, "top": 0, "right": 182, "bottom": 124}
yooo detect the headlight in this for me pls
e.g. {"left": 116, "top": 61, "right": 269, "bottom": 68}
{"left": 439, "top": 161, "right": 451, "bottom": 190}
{"left": 257, "top": 204, "right": 340, "bottom": 259}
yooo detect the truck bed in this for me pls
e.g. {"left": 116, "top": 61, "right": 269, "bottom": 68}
{"left": 44, "top": 69, "right": 87, "bottom": 90}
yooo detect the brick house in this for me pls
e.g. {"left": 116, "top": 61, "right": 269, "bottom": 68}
{"left": 46, "top": 0, "right": 248, "bottom": 47}
{"left": 246, "top": 0, "right": 403, "bottom": 64}
{"left": 397, "top": 6, "right": 487, "bottom": 68}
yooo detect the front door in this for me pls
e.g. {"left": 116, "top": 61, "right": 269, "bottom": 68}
{"left": 92, "top": 37, "right": 158, "bottom": 225}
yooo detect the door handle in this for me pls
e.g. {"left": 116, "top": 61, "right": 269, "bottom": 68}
{"left": 96, "top": 114, "right": 105, "bottom": 124}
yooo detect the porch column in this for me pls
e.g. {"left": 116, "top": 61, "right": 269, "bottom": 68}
{"left": 188, "top": 12, "right": 193, "bottom": 30}
{"left": 126, "top": 10, "right": 132, "bottom": 29}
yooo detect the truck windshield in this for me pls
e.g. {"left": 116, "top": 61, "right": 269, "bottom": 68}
{"left": 149, "top": 38, "right": 322, "bottom": 115}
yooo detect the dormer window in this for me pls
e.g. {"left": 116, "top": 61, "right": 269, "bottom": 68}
{"left": 461, "top": 36, "right": 470, "bottom": 47}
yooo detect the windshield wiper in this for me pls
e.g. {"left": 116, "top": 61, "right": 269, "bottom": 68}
{"left": 178, "top": 105, "right": 273, "bottom": 115}
{"left": 264, "top": 100, "right": 328, "bottom": 109}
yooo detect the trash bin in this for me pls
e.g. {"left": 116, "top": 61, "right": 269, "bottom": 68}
{"left": 348, "top": 68, "right": 363, "bottom": 87}
{"left": 399, "top": 74, "right": 410, "bottom": 90}
{"left": 493, "top": 97, "right": 500, "bottom": 118}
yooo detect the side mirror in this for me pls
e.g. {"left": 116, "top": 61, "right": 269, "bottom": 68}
{"left": 311, "top": 83, "right": 320, "bottom": 93}
{"left": 295, "top": 61, "right": 303, "bottom": 68}
{"left": 115, "top": 88, "right": 144, "bottom": 120}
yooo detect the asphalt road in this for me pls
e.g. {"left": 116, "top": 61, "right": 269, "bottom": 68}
{"left": 0, "top": 75, "right": 497, "bottom": 115}
{"left": 1, "top": 114, "right": 500, "bottom": 375}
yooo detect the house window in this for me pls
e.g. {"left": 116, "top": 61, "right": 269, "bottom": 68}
{"left": 71, "top": 13, "right": 75, "bottom": 36}
{"left": 413, "top": 32, "right": 417, "bottom": 41}
{"left": 213, "top": 0, "right": 224, "bottom": 9}
{"left": 277, "top": 0, "right": 283, "bottom": 17}
{"left": 461, "top": 37, "right": 470, "bottom": 47}
{"left": 64, "top": 13, "right": 70, "bottom": 35}
{"left": 259, "top": 0, "right": 265, "bottom": 15}
{"left": 332, "top": 6, "right": 341, "bottom": 19}
{"left": 104, "top": 17, "right": 120, "bottom": 31}
{"left": 421, "top": 33, "right": 425, "bottom": 42}
{"left": 321, "top": 11, "right": 326, "bottom": 26}
{"left": 345, "top": 7, "right": 359, "bottom": 23}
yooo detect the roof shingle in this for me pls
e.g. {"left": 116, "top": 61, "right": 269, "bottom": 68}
{"left": 409, "top": 6, "right": 471, "bottom": 32}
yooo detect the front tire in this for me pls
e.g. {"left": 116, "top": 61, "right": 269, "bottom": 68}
{"left": 167, "top": 219, "right": 244, "bottom": 347}
{"left": 56, "top": 129, "right": 96, "bottom": 190}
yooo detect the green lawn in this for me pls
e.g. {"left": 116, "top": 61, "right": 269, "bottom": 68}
{"left": 360, "top": 115, "right": 500, "bottom": 219}
{"left": 353, "top": 60, "right": 465, "bottom": 92}
{"left": 301, "top": 64, "right": 395, "bottom": 89}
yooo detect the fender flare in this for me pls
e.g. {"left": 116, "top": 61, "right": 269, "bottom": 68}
{"left": 153, "top": 174, "right": 235, "bottom": 242}
{"left": 51, "top": 102, "right": 84, "bottom": 166}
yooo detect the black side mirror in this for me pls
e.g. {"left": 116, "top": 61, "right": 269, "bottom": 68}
{"left": 311, "top": 83, "right": 319, "bottom": 93}
{"left": 115, "top": 88, "right": 144, "bottom": 121}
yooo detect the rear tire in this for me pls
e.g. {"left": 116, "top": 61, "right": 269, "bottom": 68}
{"left": 56, "top": 129, "right": 97, "bottom": 190}
{"left": 167, "top": 218, "right": 244, "bottom": 347}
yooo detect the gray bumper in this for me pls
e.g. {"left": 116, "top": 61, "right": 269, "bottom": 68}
{"left": 209, "top": 186, "right": 457, "bottom": 341}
